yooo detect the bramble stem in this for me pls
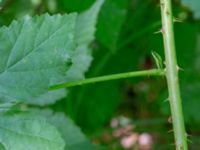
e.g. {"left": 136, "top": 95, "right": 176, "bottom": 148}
{"left": 49, "top": 69, "right": 164, "bottom": 90}
{"left": 160, "top": 0, "right": 188, "bottom": 149}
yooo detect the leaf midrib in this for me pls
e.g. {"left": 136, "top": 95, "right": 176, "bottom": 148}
{"left": 4, "top": 15, "right": 73, "bottom": 73}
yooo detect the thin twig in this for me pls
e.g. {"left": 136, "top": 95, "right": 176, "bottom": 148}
{"left": 49, "top": 69, "right": 164, "bottom": 90}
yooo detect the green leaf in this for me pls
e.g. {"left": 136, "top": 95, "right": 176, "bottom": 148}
{"left": 76, "top": 0, "right": 104, "bottom": 46}
{"left": 96, "top": 0, "right": 128, "bottom": 51}
{"left": 31, "top": 109, "right": 104, "bottom": 150}
{"left": 0, "top": 13, "right": 76, "bottom": 101}
{"left": 67, "top": 1, "right": 148, "bottom": 131}
{"left": 0, "top": 102, "right": 18, "bottom": 113}
{"left": 27, "top": 0, "right": 104, "bottom": 106}
{"left": 67, "top": 46, "right": 144, "bottom": 130}
{"left": 27, "top": 89, "right": 67, "bottom": 106}
{"left": 58, "top": 0, "right": 95, "bottom": 12}
{"left": 0, "top": 113, "right": 65, "bottom": 150}
{"left": 173, "top": 24, "right": 200, "bottom": 124}
{"left": 65, "top": 0, "right": 104, "bottom": 81}
{"left": 45, "top": 0, "right": 104, "bottom": 108}
{"left": 70, "top": 82, "right": 121, "bottom": 130}
{"left": 0, "top": 0, "right": 34, "bottom": 25}
{"left": 181, "top": 0, "right": 200, "bottom": 19}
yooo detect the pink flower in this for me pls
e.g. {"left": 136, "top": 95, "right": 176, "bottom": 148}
{"left": 110, "top": 118, "right": 119, "bottom": 128}
{"left": 138, "top": 133, "right": 153, "bottom": 150}
{"left": 120, "top": 134, "right": 139, "bottom": 149}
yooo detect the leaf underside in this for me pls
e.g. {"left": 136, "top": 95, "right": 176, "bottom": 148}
{"left": 0, "top": 13, "right": 77, "bottom": 101}
{"left": 0, "top": 114, "right": 65, "bottom": 150}
{"left": 30, "top": 109, "right": 104, "bottom": 150}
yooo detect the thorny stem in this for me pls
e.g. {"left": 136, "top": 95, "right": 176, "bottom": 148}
{"left": 160, "top": 0, "right": 188, "bottom": 149}
{"left": 49, "top": 69, "right": 164, "bottom": 90}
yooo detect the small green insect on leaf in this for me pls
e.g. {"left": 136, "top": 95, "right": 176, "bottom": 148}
{"left": 151, "top": 51, "right": 163, "bottom": 70}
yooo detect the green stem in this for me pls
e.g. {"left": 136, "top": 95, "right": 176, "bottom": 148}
{"left": 49, "top": 69, "right": 164, "bottom": 90}
{"left": 160, "top": 0, "right": 188, "bottom": 149}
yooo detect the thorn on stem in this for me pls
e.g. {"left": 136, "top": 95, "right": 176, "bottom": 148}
{"left": 154, "top": 29, "right": 162, "bottom": 34}
{"left": 164, "top": 98, "right": 169, "bottom": 102}
{"left": 164, "top": 68, "right": 167, "bottom": 73}
{"left": 160, "top": 2, "right": 164, "bottom": 8}
{"left": 186, "top": 133, "right": 192, "bottom": 137}
{"left": 154, "top": 28, "right": 165, "bottom": 34}
{"left": 166, "top": 11, "right": 170, "bottom": 16}
{"left": 168, "top": 116, "right": 172, "bottom": 124}
{"left": 186, "top": 132, "right": 192, "bottom": 142}
{"left": 168, "top": 128, "right": 173, "bottom": 133}
{"left": 173, "top": 17, "right": 183, "bottom": 23}
{"left": 176, "top": 65, "right": 184, "bottom": 71}
{"left": 170, "top": 143, "right": 175, "bottom": 146}
{"left": 161, "top": 27, "right": 165, "bottom": 34}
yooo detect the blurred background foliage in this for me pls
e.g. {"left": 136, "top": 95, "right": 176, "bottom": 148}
{"left": 0, "top": 0, "right": 200, "bottom": 149}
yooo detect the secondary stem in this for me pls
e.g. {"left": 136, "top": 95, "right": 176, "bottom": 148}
{"left": 160, "top": 0, "right": 188, "bottom": 149}
{"left": 49, "top": 69, "right": 164, "bottom": 90}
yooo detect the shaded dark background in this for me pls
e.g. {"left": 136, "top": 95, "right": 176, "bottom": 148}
{"left": 0, "top": 0, "right": 200, "bottom": 149}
